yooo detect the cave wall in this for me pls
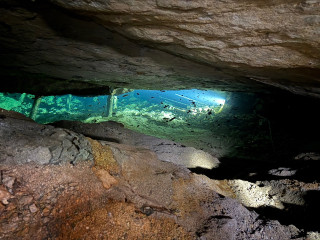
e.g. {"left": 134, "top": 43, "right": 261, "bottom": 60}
{"left": 0, "top": 1, "right": 267, "bottom": 95}
{"left": 0, "top": 0, "right": 319, "bottom": 96}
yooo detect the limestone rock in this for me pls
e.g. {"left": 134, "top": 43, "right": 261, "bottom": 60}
{"left": 53, "top": 120, "right": 220, "bottom": 169}
{"left": 268, "top": 167, "right": 297, "bottom": 176}
{"left": 0, "top": 112, "right": 93, "bottom": 165}
{"left": 0, "top": 116, "right": 306, "bottom": 239}
{"left": 0, "top": 0, "right": 320, "bottom": 96}
{"left": 53, "top": 0, "right": 320, "bottom": 71}
{"left": 295, "top": 152, "right": 320, "bottom": 161}
{"left": 93, "top": 139, "right": 301, "bottom": 240}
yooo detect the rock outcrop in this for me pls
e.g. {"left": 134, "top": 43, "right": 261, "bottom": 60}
{"left": 0, "top": 0, "right": 319, "bottom": 96}
{"left": 0, "top": 114, "right": 304, "bottom": 239}
{"left": 52, "top": 120, "right": 220, "bottom": 169}
{"left": 0, "top": 114, "right": 93, "bottom": 165}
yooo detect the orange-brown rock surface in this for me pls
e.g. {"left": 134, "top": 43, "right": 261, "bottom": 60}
{"left": 0, "top": 115, "right": 305, "bottom": 239}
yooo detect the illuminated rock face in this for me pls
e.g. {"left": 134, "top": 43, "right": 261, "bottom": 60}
{"left": 52, "top": 0, "right": 320, "bottom": 68}
{"left": 0, "top": 113, "right": 302, "bottom": 239}
{"left": 53, "top": 120, "right": 221, "bottom": 169}
{"left": 0, "top": 0, "right": 320, "bottom": 96}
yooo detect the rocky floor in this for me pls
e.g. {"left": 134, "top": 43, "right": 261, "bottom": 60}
{"left": 1, "top": 109, "right": 320, "bottom": 239}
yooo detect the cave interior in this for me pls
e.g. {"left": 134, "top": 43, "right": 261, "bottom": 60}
{"left": 1, "top": 1, "right": 320, "bottom": 239}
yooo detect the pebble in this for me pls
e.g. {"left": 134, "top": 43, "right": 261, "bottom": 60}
{"left": 19, "top": 196, "right": 33, "bottom": 206}
{"left": 2, "top": 176, "right": 15, "bottom": 190}
{"left": 42, "top": 206, "right": 51, "bottom": 216}
{"left": 29, "top": 204, "right": 38, "bottom": 213}
{"left": 43, "top": 217, "right": 50, "bottom": 224}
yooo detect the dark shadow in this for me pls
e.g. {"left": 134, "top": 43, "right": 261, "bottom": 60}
{"left": 79, "top": 133, "right": 120, "bottom": 143}
{"left": 191, "top": 157, "right": 320, "bottom": 183}
{"left": 190, "top": 156, "right": 278, "bottom": 181}
{"left": 254, "top": 190, "right": 320, "bottom": 232}
{"left": 191, "top": 156, "right": 320, "bottom": 232}
{"left": 50, "top": 120, "right": 122, "bottom": 143}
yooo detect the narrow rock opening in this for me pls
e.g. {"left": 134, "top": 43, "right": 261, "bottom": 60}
{"left": 2, "top": 89, "right": 320, "bottom": 160}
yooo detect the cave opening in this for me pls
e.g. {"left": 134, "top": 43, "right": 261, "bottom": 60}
{"left": 2, "top": 88, "right": 320, "bottom": 162}
{"left": 2, "top": 87, "right": 320, "bottom": 237}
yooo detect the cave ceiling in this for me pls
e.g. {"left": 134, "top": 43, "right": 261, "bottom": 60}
{"left": 0, "top": 0, "right": 319, "bottom": 96}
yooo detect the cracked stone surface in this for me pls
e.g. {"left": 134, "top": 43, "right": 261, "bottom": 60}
{"left": 0, "top": 115, "right": 93, "bottom": 165}
{"left": 52, "top": 120, "right": 220, "bottom": 169}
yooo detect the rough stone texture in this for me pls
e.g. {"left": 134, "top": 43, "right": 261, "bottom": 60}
{"left": 53, "top": 120, "right": 220, "bottom": 169}
{"left": 53, "top": 0, "right": 320, "bottom": 67}
{"left": 88, "top": 139, "right": 303, "bottom": 240}
{"left": 0, "top": 115, "right": 306, "bottom": 239}
{"left": 0, "top": 162, "right": 194, "bottom": 240}
{"left": 0, "top": 115, "right": 93, "bottom": 165}
{"left": 0, "top": 109, "right": 34, "bottom": 122}
{"left": 0, "top": 1, "right": 265, "bottom": 95}
{"left": 1, "top": 0, "right": 320, "bottom": 96}
{"left": 221, "top": 179, "right": 320, "bottom": 210}
{"left": 295, "top": 152, "right": 320, "bottom": 161}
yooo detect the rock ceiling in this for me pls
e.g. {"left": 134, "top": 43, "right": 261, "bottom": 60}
{"left": 0, "top": 0, "right": 319, "bottom": 96}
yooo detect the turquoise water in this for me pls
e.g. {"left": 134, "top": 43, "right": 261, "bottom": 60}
{"left": 2, "top": 89, "right": 317, "bottom": 161}
{"left": 1, "top": 90, "right": 274, "bottom": 159}
{"left": 0, "top": 89, "right": 226, "bottom": 124}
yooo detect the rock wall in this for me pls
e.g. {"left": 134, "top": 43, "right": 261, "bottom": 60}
{"left": 53, "top": 0, "right": 320, "bottom": 68}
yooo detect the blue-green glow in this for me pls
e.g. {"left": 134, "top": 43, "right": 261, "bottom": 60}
{"left": 0, "top": 89, "right": 226, "bottom": 124}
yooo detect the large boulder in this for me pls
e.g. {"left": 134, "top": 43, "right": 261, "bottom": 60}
{"left": 0, "top": 115, "right": 93, "bottom": 165}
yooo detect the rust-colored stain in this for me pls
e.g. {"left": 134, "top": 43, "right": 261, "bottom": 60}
{"left": 88, "top": 138, "right": 120, "bottom": 189}
{"left": 213, "top": 180, "right": 237, "bottom": 199}
{"left": 88, "top": 138, "right": 120, "bottom": 173}
{"left": 57, "top": 200, "right": 194, "bottom": 240}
